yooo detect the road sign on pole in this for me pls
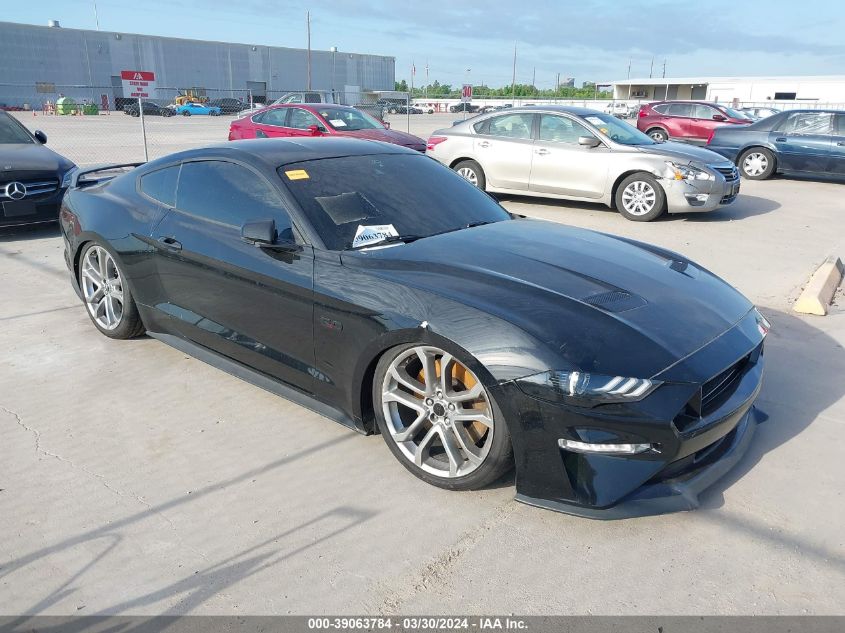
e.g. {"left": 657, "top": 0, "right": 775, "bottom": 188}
{"left": 461, "top": 83, "right": 473, "bottom": 103}
{"left": 120, "top": 71, "right": 157, "bottom": 99}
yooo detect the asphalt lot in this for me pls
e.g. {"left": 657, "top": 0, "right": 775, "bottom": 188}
{"left": 1, "top": 112, "right": 844, "bottom": 616}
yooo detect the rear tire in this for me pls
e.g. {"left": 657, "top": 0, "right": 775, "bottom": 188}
{"left": 647, "top": 128, "right": 668, "bottom": 143}
{"left": 453, "top": 160, "right": 486, "bottom": 190}
{"left": 182, "top": 110, "right": 190, "bottom": 116}
{"left": 373, "top": 343, "right": 513, "bottom": 491}
{"left": 738, "top": 148, "right": 775, "bottom": 180}
{"left": 615, "top": 173, "right": 666, "bottom": 222}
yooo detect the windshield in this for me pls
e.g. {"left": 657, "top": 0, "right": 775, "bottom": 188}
{"left": 316, "top": 107, "right": 383, "bottom": 131}
{"left": 0, "top": 113, "right": 34, "bottom": 144}
{"left": 580, "top": 112, "right": 655, "bottom": 145}
{"left": 279, "top": 154, "right": 511, "bottom": 250}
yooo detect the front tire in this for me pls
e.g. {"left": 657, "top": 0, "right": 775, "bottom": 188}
{"left": 373, "top": 344, "right": 513, "bottom": 491}
{"left": 182, "top": 110, "right": 190, "bottom": 116}
{"left": 615, "top": 173, "right": 666, "bottom": 222}
{"left": 78, "top": 242, "right": 145, "bottom": 339}
{"left": 453, "top": 159, "right": 486, "bottom": 190}
{"left": 738, "top": 148, "right": 775, "bottom": 180}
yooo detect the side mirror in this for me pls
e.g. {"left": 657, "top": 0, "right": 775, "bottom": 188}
{"left": 712, "top": 114, "right": 727, "bottom": 122}
{"left": 34, "top": 130, "right": 47, "bottom": 144}
{"left": 383, "top": 121, "right": 390, "bottom": 129}
{"left": 242, "top": 219, "right": 275, "bottom": 245}
{"left": 578, "top": 135, "right": 601, "bottom": 148}
{"left": 307, "top": 124, "right": 323, "bottom": 136}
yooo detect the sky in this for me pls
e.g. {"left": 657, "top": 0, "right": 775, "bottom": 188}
{"left": 5, "top": 0, "right": 845, "bottom": 89}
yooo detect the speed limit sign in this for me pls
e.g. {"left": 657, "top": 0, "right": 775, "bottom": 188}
{"left": 461, "top": 84, "right": 473, "bottom": 103}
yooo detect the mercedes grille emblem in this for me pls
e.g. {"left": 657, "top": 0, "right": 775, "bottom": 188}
{"left": 5, "top": 181, "right": 27, "bottom": 201}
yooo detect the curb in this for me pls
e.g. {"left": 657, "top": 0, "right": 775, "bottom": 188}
{"left": 794, "top": 256, "right": 844, "bottom": 316}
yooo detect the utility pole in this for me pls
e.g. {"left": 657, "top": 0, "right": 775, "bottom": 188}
{"left": 511, "top": 42, "right": 517, "bottom": 102}
{"left": 532, "top": 67, "right": 536, "bottom": 89}
{"left": 306, "top": 11, "right": 312, "bottom": 90}
{"left": 556, "top": 72, "right": 560, "bottom": 93}
{"left": 627, "top": 58, "right": 631, "bottom": 79}
{"left": 425, "top": 61, "right": 429, "bottom": 98}
{"left": 662, "top": 59, "right": 666, "bottom": 78}
{"left": 330, "top": 46, "right": 337, "bottom": 97}
{"left": 93, "top": 0, "right": 100, "bottom": 30}
{"left": 649, "top": 57, "right": 654, "bottom": 79}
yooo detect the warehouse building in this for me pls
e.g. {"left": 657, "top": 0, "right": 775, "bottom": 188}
{"left": 611, "top": 76, "right": 845, "bottom": 104}
{"left": 0, "top": 20, "right": 395, "bottom": 108}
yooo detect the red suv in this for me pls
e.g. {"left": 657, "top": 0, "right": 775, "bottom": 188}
{"left": 637, "top": 101, "right": 752, "bottom": 145}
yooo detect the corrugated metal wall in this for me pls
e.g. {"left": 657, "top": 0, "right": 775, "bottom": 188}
{"left": 0, "top": 21, "right": 395, "bottom": 105}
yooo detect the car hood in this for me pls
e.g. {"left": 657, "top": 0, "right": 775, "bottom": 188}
{"left": 345, "top": 219, "right": 753, "bottom": 379}
{"left": 0, "top": 143, "right": 75, "bottom": 173}
{"left": 338, "top": 128, "right": 426, "bottom": 148}
{"left": 633, "top": 141, "right": 732, "bottom": 166}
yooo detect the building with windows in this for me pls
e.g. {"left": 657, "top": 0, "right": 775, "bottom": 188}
{"left": 0, "top": 21, "right": 395, "bottom": 109}
{"left": 610, "top": 76, "right": 845, "bottom": 104}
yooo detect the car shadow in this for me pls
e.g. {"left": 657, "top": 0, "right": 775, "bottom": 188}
{"left": 0, "top": 223, "right": 61, "bottom": 242}
{"left": 698, "top": 306, "right": 845, "bottom": 509}
{"left": 771, "top": 172, "right": 845, "bottom": 185}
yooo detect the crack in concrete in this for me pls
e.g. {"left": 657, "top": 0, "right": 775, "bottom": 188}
{"left": 375, "top": 500, "right": 517, "bottom": 614}
{"left": 2, "top": 405, "right": 209, "bottom": 562}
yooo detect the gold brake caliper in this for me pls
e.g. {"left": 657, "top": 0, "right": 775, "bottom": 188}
{"left": 418, "top": 359, "right": 487, "bottom": 443}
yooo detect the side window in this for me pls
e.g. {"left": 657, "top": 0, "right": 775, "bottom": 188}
{"left": 176, "top": 161, "right": 291, "bottom": 232}
{"left": 288, "top": 108, "right": 321, "bottom": 130}
{"left": 486, "top": 113, "right": 534, "bottom": 139}
{"left": 261, "top": 108, "right": 288, "bottom": 127}
{"left": 538, "top": 115, "right": 592, "bottom": 144}
{"left": 778, "top": 112, "right": 834, "bottom": 136}
{"left": 472, "top": 119, "right": 489, "bottom": 134}
{"left": 836, "top": 114, "right": 845, "bottom": 135}
{"left": 139, "top": 165, "right": 179, "bottom": 207}
{"left": 666, "top": 103, "right": 693, "bottom": 117}
{"left": 693, "top": 104, "right": 716, "bottom": 119}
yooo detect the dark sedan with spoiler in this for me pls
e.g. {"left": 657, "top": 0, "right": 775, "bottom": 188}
{"left": 59, "top": 138, "right": 768, "bottom": 518}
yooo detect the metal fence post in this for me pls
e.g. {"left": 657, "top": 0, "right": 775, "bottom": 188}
{"left": 406, "top": 92, "right": 410, "bottom": 132}
{"left": 138, "top": 96, "right": 149, "bottom": 162}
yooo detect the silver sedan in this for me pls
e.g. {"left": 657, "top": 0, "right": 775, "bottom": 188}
{"left": 426, "top": 106, "right": 741, "bottom": 221}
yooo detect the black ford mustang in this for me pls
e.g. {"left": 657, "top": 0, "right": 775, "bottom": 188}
{"left": 60, "top": 138, "right": 768, "bottom": 518}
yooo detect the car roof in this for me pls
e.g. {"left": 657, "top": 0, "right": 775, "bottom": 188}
{"left": 145, "top": 137, "right": 415, "bottom": 171}
{"left": 472, "top": 105, "right": 604, "bottom": 117}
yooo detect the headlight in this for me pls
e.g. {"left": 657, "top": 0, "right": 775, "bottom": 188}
{"left": 666, "top": 161, "right": 714, "bottom": 181}
{"left": 516, "top": 370, "right": 661, "bottom": 406}
{"left": 61, "top": 167, "right": 78, "bottom": 188}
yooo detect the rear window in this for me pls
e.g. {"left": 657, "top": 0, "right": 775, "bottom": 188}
{"left": 0, "top": 113, "right": 34, "bottom": 144}
{"left": 279, "top": 153, "right": 510, "bottom": 251}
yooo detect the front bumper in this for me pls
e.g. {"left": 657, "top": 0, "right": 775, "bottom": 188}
{"left": 500, "top": 310, "right": 766, "bottom": 519}
{"left": 0, "top": 187, "right": 67, "bottom": 227}
{"left": 663, "top": 175, "right": 740, "bottom": 213}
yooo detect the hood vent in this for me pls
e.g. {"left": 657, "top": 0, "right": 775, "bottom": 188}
{"left": 583, "top": 290, "right": 646, "bottom": 313}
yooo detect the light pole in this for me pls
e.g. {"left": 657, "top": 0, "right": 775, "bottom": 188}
{"left": 330, "top": 46, "right": 337, "bottom": 99}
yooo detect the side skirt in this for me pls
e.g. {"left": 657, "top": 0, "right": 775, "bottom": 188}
{"left": 148, "top": 331, "right": 369, "bottom": 435}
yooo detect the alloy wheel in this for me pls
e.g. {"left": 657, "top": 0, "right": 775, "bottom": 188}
{"left": 742, "top": 152, "right": 768, "bottom": 177}
{"left": 381, "top": 346, "right": 494, "bottom": 478}
{"left": 621, "top": 180, "right": 657, "bottom": 216}
{"left": 81, "top": 246, "right": 125, "bottom": 330}
{"left": 456, "top": 167, "right": 479, "bottom": 186}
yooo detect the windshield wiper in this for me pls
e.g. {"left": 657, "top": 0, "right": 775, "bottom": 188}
{"left": 347, "top": 234, "right": 423, "bottom": 250}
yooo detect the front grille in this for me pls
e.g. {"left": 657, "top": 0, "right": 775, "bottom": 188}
{"left": 701, "top": 354, "right": 750, "bottom": 414}
{"left": 0, "top": 178, "right": 60, "bottom": 200}
{"left": 711, "top": 165, "right": 739, "bottom": 181}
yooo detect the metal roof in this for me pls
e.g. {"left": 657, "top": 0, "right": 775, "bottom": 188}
{"left": 611, "top": 76, "right": 845, "bottom": 86}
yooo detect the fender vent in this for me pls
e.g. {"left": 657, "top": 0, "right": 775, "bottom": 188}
{"left": 583, "top": 290, "right": 646, "bottom": 312}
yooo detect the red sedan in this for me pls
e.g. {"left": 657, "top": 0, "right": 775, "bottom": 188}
{"left": 228, "top": 104, "right": 426, "bottom": 151}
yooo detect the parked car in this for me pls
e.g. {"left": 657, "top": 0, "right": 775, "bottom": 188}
{"left": 449, "top": 103, "right": 478, "bottom": 113}
{"left": 427, "top": 106, "right": 740, "bottom": 221}
{"left": 0, "top": 110, "right": 76, "bottom": 227}
{"left": 380, "top": 102, "right": 422, "bottom": 115}
{"left": 123, "top": 101, "right": 173, "bottom": 117}
{"left": 707, "top": 109, "right": 845, "bottom": 179}
{"left": 605, "top": 102, "right": 634, "bottom": 118}
{"left": 414, "top": 103, "right": 436, "bottom": 114}
{"left": 739, "top": 107, "right": 781, "bottom": 121}
{"left": 206, "top": 98, "right": 249, "bottom": 115}
{"left": 637, "top": 101, "right": 752, "bottom": 144}
{"left": 228, "top": 104, "right": 426, "bottom": 151}
{"left": 59, "top": 137, "right": 768, "bottom": 518}
{"left": 175, "top": 102, "right": 222, "bottom": 116}
{"left": 271, "top": 91, "right": 334, "bottom": 106}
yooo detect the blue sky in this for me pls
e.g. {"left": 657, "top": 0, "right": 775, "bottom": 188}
{"left": 5, "top": 0, "right": 844, "bottom": 88}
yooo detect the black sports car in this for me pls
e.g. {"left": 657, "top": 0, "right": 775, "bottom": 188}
{"left": 707, "top": 109, "right": 845, "bottom": 180}
{"left": 1, "top": 111, "right": 76, "bottom": 227}
{"left": 59, "top": 138, "right": 768, "bottom": 518}
{"left": 123, "top": 101, "right": 174, "bottom": 117}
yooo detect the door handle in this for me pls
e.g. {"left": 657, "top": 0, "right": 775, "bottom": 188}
{"left": 157, "top": 236, "right": 182, "bottom": 250}
{"left": 478, "top": 141, "right": 490, "bottom": 148}
{"left": 775, "top": 137, "right": 787, "bottom": 143}
{"left": 535, "top": 148, "right": 550, "bottom": 155}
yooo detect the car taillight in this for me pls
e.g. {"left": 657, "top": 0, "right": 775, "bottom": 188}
{"left": 706, "top": 130, "right": 715, "bottom": 145}
{"left": 427, "top": 136, "right": 447, "bottom": 151}
{"left": 638, "top": 109, "right": 647, "bottom": 118}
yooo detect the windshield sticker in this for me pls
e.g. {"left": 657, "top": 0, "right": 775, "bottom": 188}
{"left": 584, "top": 116, "right": 604, "bottom": 126}
{"left": 329, "top": 119, "right": 347, "bottom": 127}
{"left": 285, "top": 169, "right": 310, "bottom": 180}
{"left": 352, "top": 223, "right": 398, "bottom": 249}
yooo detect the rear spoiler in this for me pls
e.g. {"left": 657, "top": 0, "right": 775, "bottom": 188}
{"left": 71, "top": 162, "right": 146, "bottom": 189}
